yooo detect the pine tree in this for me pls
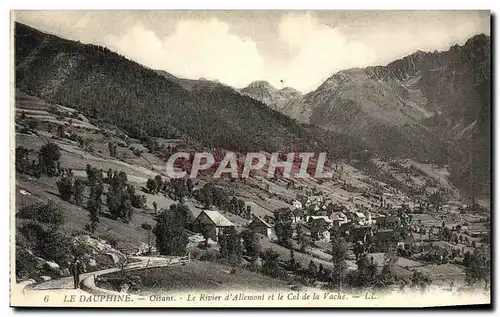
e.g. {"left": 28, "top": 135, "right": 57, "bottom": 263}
{"left": 287, "top": 249, "right": 301, "bottom": 271}
{"left": 330, "top": 231, "right": 348, "bottom": 290}
{"left": 307, "top": 260, "right": 318, "bottom": 278}
{"left": 146, "top": 178, "right": 157, "bottom": 194}
{"left": 107, "top": 171, "right": 130, "bottom": 220}
{"left": 108, "top": 142, "right": 117, "bottom": 157}
{"left": 225, "top": 228, "right": 242, "bottom": 265}
{"left": 153, "top": 207, "right": 189, "bottom": 256}
{"left": 296, "top": 223, "right": 309, "bottom": 252}
{"left": 273, "top": 208, "right": 293, "bottom": 247}
{"left": 57, "top": 175, "right": 73, "bottom": 201}
{"left": 154, "top": 175, "right": 163, "bottom": 192}
{"left": 38, "top": 143, "right": 61, "bottom": 177}
{"left": 73, "top": 178, "right": 85, "bottom": 206}
{"left": 240, "top": 229, "right": 260, "bottom": 257}
{"left": 87, "top": 180, "right": 103, "bottom": 232}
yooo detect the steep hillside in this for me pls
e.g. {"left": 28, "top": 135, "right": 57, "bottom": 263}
{"left": 239, "top": 81, "right": 302, "bottom": 111}
{"left": 14, "top": 22, "right": 366, "bottom": 159}
{"left": 154, "top": 69, "right": 231, "bottom": 92}
{"left": 274, "top": 35, "right": 491, "bottom": 199}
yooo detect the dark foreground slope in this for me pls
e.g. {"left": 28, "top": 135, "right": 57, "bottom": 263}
{"left": 14, "top": 22, "right": 366, "bottom": 159}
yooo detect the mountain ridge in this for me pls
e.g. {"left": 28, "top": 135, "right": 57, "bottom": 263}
{"left": 239, "top": 80, "right": 302, "bottom": 111}
{"left": 277, "top": 33, "right": 490, "bottom": 199}
{"left": 237, "top": 33, "right": 490, "bottom": 199}
{"left": 14, "top": 21, "right": 490, "bottom": 200}
{"left": 14, "top": 22, "right": 368, "bottom": 162}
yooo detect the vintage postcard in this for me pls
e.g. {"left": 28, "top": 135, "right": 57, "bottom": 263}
{"left": 10, "top": 10, "right": 491, "bottom": 308}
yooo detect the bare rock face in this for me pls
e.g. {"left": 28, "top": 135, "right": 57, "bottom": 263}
{"left": 34, "top": 256, "right": 60, "bottom": 272}
{"left": 43, "top": 261, "right": 60, "bottom": 272}
{"left": 72, "top": 234, "right": 112, "bottom": 252}
{"left": 72, "top": 234, "right": 123, "bottom": 256}
{"left": 239, "top": 81, "right": 302, "bottom": 112}
{"left": 70, "top": 234, "right": 128, "bottom": 270}
{"left": 58, "top": 268, "right": 71, "bottom": 277}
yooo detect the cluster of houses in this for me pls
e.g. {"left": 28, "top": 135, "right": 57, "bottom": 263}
{"left": 187, "top": 181, "right": 478, "bottom": 261}
{"left": 189, "top": 192, "right": 413, "bottom": 254}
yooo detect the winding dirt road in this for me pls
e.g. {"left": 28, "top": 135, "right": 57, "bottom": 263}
{"left": 21, "top": 256, "right": 179, "bottom": 296}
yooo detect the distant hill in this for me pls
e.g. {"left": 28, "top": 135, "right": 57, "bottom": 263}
{"left": 14, "top": 22, "right": 367, "bottom": 160}
{"left": 239, "top": 81, "right": 302, "bottom": 112}
{"left": 154, "top": 69, "right": 231, "bottom": 92}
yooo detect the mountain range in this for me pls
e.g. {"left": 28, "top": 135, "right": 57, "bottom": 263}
{"left": 239, "top": 81, "right": 302, "bottom": 112}
{"left": 14, "top": 22, "right": 366, "bottom": 161}
{"left": 240, "top": 35, "right": 491, "bottom": 200}
{"left": 14, "top": 22, "right": 490, "bottom": 200}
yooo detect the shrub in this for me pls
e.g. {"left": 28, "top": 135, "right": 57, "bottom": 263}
{"left": 261, "top": 248, "right": 287, "bottom": 279}
{"left": 141, "top": 223, "right": 152, "bottom": 231}
{"left": 199, "top": 250, "right": 218, "bottom": 262}
{"left": 15, "top": 232, "right": 32, "bottom": 250}
{"left": 133, "top": 149, "right": 142, "bottom": 157}
{"left": 16, "top": 247, "right": 38, "bottom": 280}
{"left": 38, "top": 143, "right": 61, "bottom": 177}
{"left": 16, "top": 201, "right": 64, "bottom": 227}
{"left": 153, "top": 209, "right": 189, "bottom": 256}
{"left": 15, "top": 146, "right": 32, "bottom": 174}
{"left": 98, "top": 233, "right": 119, "bottom": 248}
{"left": 146, "top": 178, "right": 157, "bottom": 194}
{"left": 18, "top": 222, "right": 71, "bottom": 264}
{"left": 189, "top": 248, "right": 202, "bottom": 260}
{"left": 131, "top": 193, "right": 147, "bottom": 209}
{"left": 57, "top": 176, "right": 74, "bottom": 201}
{"left": 410, "top": 271, "right": 432, "bottom": 291}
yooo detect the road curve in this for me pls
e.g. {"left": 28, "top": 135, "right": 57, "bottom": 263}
{"left": 23, "top": 256, "right": 178, "bottom": 295}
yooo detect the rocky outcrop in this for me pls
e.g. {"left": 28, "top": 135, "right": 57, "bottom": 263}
{"left": 59, "top": 268, "right": 70, "bottom": 277}
{"left": 239, "top": 81, "right": 302, "bottom": 111}
{"left": 16, "top": 234, "right": 131, "bottom": 283}
{"left": 71, "top": 234, "right": 126, "bottom": 261}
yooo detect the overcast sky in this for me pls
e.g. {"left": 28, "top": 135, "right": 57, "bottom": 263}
{"left": 14, "top": 11, "right": 490, "bottom": 93}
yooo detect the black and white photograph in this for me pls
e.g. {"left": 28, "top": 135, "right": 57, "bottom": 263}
{"left": 10, "top": 10, "right": 491, "bottom": 308}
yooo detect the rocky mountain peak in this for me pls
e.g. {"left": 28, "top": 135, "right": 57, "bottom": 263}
{"left": 240, "top": 81, "right": 302, "bottom": 111}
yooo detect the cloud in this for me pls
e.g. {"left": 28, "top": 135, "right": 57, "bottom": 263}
{"left": 275, "top": 13, "right": 378, "bottom": 92}
{"left": 105, "top": 24, "right": 165, "bottom": 69}
{"left": 104, "top": 13, "right": 378, "bottom": 92}
{"left": 16, "top": 11, "right": 490, "bottom": 93}
{"left": 105, "top": 19, "right": 265, "bottom": 89}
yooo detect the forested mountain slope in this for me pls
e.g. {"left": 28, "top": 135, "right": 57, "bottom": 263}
{"left": 14, "top": 22, "right": 366, "bottom": 160}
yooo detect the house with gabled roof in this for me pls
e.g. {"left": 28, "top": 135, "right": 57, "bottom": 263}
{"left": 374, "top": 228, "right": 400, "bottom": 251}
{"left": 288, "top": 208, "right": 306, "bottom": 224}
{"left": 192, "top": 210, "right": 235, "bottom": 241}
{"left": 346, "top": 210, "right": 366, "bottom": 225}
{"left": 247, "top": 216, "right": 273, "bottom": 238}
{"left": 329, "top": 211, "right": 349, "bottom": 227}
{"left": 309, "top": 216, "right": 333, "bottom": 241}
